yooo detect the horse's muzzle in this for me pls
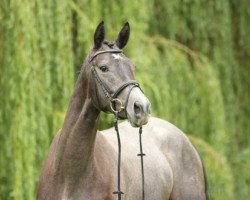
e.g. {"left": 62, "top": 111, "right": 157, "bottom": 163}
{"left": 126, "top": 88, "right": 151, "bottom": 127}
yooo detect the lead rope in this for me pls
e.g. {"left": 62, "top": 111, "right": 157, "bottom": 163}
{"left": 113, "top": 112, "right": 146, "bottom": 200}
{"left": 138, "top": 127, "right": 146, "bottom": 200}
{"left": 113, "top": 111, "right": 124, "bottom": 200}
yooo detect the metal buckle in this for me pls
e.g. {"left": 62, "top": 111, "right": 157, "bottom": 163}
{"left": 110, "top": 98, "right": 124, "bottom": 113}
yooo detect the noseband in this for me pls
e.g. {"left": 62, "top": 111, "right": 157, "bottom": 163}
{"left": 89, "top": 49, "right": 146, "bottom": 200}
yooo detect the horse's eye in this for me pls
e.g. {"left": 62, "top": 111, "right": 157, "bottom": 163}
{"left": 99, "top": 65, "right": 109, "bottom": 72}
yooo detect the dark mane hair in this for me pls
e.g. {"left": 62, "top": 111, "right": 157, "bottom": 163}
{"left": 103, "top": 40, "right": 114, "bottom": 48}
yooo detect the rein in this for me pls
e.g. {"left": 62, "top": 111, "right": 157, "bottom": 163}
{"left": 89, "top": 49, "right": 146, "bottom": 200}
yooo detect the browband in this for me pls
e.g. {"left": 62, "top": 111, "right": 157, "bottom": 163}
{"left": 89, "top": 49, "right": 123, "bottom": 63}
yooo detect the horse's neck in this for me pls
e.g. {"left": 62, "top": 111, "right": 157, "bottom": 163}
{"left": 54, "top": 69, "right": 100, "bottom": 182}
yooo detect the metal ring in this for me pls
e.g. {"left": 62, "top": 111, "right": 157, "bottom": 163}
{"left": 110, "top": 98, "right": 124, "bottom": 113}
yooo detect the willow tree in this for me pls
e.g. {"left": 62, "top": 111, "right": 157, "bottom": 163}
{"left": 1, "top": 0, "right": 248, "bottom": 199}
{"left": 0, "top": 1, "right": 74, "bottom": 199}
{"left": 148, "top": 0, "right": 250, "bottom": 197}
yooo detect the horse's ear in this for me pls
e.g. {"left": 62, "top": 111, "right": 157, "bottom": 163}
{"left": 94, "top": 21, "right": 105, "bottom": 49}
{"left": 115, "top": 22, "right": 130, "bottom": 49}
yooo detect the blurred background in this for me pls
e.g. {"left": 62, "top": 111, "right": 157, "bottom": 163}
{"left": 0, "top": 0, "right": 249, "bottom": 199}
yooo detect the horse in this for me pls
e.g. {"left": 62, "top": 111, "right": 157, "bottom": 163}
{"left": 37, "top": 21, "right": 208, "bottom": 200}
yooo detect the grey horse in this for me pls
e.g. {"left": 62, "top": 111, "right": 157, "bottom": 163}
{"left": 37, "top": 21, "right": 208, "bottom": 200}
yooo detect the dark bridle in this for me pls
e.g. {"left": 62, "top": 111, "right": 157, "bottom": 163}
{"left": 89, "top": 49, "right": 146, "bottom": 200}
{"left": 89, "top": 49, "right": 140, "bottom": 114}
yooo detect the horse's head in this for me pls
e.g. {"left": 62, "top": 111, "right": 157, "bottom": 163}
{"left": 86, "top": 21, "right": 150, "bottom": 127}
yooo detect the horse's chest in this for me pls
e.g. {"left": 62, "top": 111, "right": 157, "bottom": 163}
{"left": 120, "top": 141, "right": 174, "bottom": 200}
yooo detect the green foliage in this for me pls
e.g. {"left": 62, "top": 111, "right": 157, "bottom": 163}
{"left": 232, "top": 148, "right": 250, "bottom": 199}
{"left": 149, "top": 0, "right": 241, "bottom": 154}
{"left": 136, "top": 37, "right": 227, "bottom": 151}
{"left": 0, "top": 0, "right": 249, "bottom": 199}
{"left": 190, "top": 136, "right": 234, "bottom": 200}
{"left": 0, "top": 1, "right": 73, "bottom": 199}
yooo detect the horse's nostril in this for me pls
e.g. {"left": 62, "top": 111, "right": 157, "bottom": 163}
{"left": 134, "top": 101, "right": 141, "bottom": 116}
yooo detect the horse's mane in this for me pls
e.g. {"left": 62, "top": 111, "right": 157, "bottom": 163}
{"left": 103, "top": 40, "right": 115, "bottom": 48}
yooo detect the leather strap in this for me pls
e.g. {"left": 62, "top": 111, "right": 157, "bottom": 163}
{"left": 111, "top": 80, "right": 139, "bottom": 99}
{"left": 89, "top": 49, "right": 122, "bottom": 63}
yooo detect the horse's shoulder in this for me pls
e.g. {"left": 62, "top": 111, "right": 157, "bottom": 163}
{"left": 145, "top": 117, "right": 200, "bottom": 159}
{"left": 146, "top": 117, "right": 189, "bottom": 145}
{"left": 147, "top": 118, "right": 207, "bottom": 199}
{"left": 148, "top": 117, "right": 204, "bottom": 173}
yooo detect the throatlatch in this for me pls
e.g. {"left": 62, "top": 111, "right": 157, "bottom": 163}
{"left": 89, "top": 49, "right": 146, "bottom": 200}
